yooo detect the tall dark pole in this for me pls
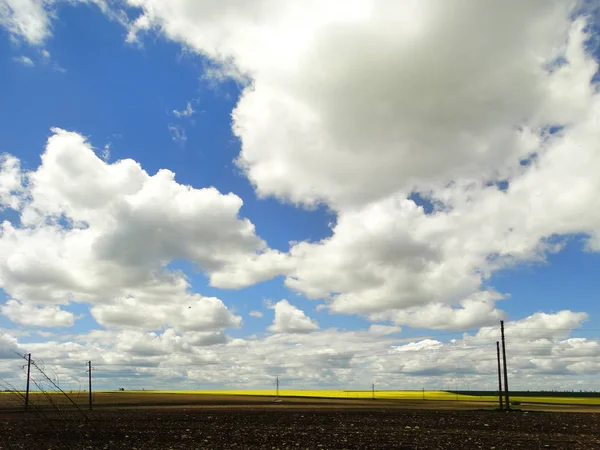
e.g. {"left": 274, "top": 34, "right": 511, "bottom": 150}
{"left": 276, "top": 376, "right": 279, "bottom": 399}
{"left": 496, "top": 341, "right": 504, "bottom": 411}
{"left": 500, "top": 321, "right": 510, "bottom": 410}
{"left": 88, "top": 361, "right": 92, "bottom": 411}
{"left": 25, "top": 353, "right": 31, "bottom": 412}
{"left": 372, "top": 383, "right": 375, "bottom": 400}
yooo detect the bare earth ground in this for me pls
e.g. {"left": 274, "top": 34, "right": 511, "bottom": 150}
{"left": 1, "top": 394, "right": 600, "bottom": 449}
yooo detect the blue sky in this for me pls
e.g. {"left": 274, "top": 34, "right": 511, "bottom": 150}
{"left": 1, "top": 1, "right": 600, "bottom": 390}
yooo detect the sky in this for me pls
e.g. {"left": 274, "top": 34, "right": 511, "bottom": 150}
{"left": 1, "top": 0, "right": 600, "bottom": 392}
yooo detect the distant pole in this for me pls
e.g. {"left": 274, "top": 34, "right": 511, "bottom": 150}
{"left": 496, "top": 341, "right": 504, "bottom": 411}
{"left": 276, "top": 376, "right": 279, "bottom": 398}
{"left": 88, "top": 361, "right": 92, "bottom": 411}
{"left": 25, "top": 353, "right": 31, "bottom": 412}
{"left": 422, "top": 387, "right": 425, "bottom": 401}
{"left": 500, "top": 321, "right": 510, "bottom": 410}
{"left": 372, "top": 383, "right": 375, "bottom": 400}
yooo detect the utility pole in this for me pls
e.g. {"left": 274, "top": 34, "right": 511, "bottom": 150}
{"left": 496, "top": 341, "right": 504, "bottom": 411}
{"left": 500, "top": 321, "right": 510, "bottom": 410}
{"left": 372, "top": 383, "right": 375, "bottom": 400}
{"left": 276, "top": 376, "right": 279, "bottom": 399}
{"left": 88, "top": 361, "right": 92, "bottom": 411}
{"left": 25, "top": 353, "right": 31, "bottom": 412}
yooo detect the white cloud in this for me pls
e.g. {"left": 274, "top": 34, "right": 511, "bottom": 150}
{"left": 2, "top": 1, "right": 600, "bottom": 367}
{"left": 1, "top": 300, "right": 75, "bottom": 327}
{"left": 279, "top": 19, "right": 600, "bottom": 326}
{"left": 268, "top": 299, "right": 319, "bottom": 334}
{"left": 101, "top": 143, "right": 110, "bottom": 161}
{"left": 0, "top": 0, "right": 53, "bottom": 45}
{"left": 124, "top": 0, "right": 582, "bottom": 207}
{"left": 13, "top": 55, "right": 34, "bottom": 66}
{"left": 0, "top": 128, "right": 284, "bottom": 330}
{"left": 0, "top": 332, "right": 22, "bottom": 359}
{"left": 368, "top": 324, "right": 401, "bottom": 336}
{"left": 0, "top": 0, "right": 128, "bottom": 46}
{"left": 467, "top": 311, "right": 590, "bottom": 342}
{"left": 1, "top": 311, "right": 597, "bottom": 391}
{"left": 249, "top": 310, "right": 263, "bottom": 318}
{"left": 0, "top": 154, "right": 24, "bottom": 210}
{"left": 369, "top": 293, "right": 506, "bottom": 331}
{"left": 207, "top": 250, "right": 292, "bottom": 289}
{"left": 90, "top": 289, "right": 241, "bottom": 332}
{"left": 125, "top": 11, "right": 150, "bottom": 43}
{"left": 284, "top": 198, "right": 511, "bottom": 329}
{"left": 121, "top": 0, "right": 600, "bottom": 329}
{"left": 172, "top": 102, "right": 195, "bottom": 118}
{"left": 393, "top": 339, "right": 444, "bottom": 353}
{"left": 168, "top": 123, "right": 187, "bottom": 144}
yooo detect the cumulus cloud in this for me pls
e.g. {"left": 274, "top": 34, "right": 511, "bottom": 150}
{"left": 268, "top": 300, "right": 318, "bottom": 334}
{"left": 1, "top": 311, "right": 597, "bottom": 390}
{"left": 124, "top": 0, "right": 583, "bottom": 205}
{"left": 0, "top": 128, "right": 284, "bottom": 331}
{"left": 277, "top": 11, "right": 600, "bottom": 327}
{"left": 1, "top": 300, "right": 75, "bottom": 327}
{"left": 90, "top": 290, "right": 241, "bottom": 332}
{"left": 249, "top": 310, "right": 263, "bottom": 318}
{"left": 121, "top": 0, "right": 600, "bottom": 329}
{"left": 3, "top": 1, "right": 600, "bottom": 352}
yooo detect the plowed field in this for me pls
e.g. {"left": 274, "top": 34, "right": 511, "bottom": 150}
{"left": 1, "top": 394, "right": 599, "bottom": 449}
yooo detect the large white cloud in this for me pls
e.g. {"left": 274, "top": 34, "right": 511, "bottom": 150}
{"left": 0, "top": 128, "right": 283, "bottom": 331}
{"left": 283, "top": 107, "right": 600, "bottom": 325}
{"left": 3, "top": 1, "right": 600, "bottom": 335}
{"left": 278, "top": 14, "right": 600, "bottom": 327}
{"left": 121, "top": 0, "right": 600, "bottom": 329}
{"left": 126, "top": 0, "right": 584, "bottom": 207}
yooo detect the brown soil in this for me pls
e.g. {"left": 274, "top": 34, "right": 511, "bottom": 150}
{"left": 1, "top": 395, "right": 600, "bottom": 449}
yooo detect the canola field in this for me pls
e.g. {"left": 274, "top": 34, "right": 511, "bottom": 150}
{"left": 4, "top": 389, "right": 600, "bottom": 407}
{"left": 112, "top": 389, "right": 600, "bottom": 405}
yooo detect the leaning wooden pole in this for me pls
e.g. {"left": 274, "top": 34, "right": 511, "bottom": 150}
{"left": 496, "top": 341, "right": 503, "bottom": 411}
{"left": 500, "top": 321, "right": 510, "bottom": 410}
